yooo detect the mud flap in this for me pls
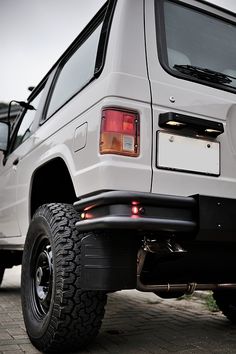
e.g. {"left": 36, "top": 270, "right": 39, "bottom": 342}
{"left": 80, "top": 233, "right": 138, "bottom": 291}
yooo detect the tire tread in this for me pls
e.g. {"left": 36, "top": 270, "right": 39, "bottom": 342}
{"left": 22, "top": 203, "right": 107, "bottom": 353}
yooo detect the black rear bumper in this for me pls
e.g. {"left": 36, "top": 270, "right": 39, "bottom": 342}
{"left": 74, "top": 191, "right": 197, "bottom": 234}
{"left": 73, "top": 191, "right": 236, "bottom": 291}
{"left": 74, "top": 191, "right": 236, "bottom": 241}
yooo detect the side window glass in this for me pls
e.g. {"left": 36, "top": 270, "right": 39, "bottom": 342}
{"left": 12, "top": 91, "right": 43, "bottom": 151}
{"left": 46, "top": 23, "right": 102, "bottom": 119}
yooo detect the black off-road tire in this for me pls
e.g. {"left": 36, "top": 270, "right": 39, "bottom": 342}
{"left": 213, "top": 291, "right": 236, "bottom": 323}
{"left": 21, "top": 203, "right": 107, "bottom": 353}
{"left": 0, "top": 267, "right": 5, "bottom": 286}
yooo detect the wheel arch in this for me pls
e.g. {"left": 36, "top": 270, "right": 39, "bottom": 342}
{"left": 30, "top": 157, "right": 77, "bottom": 218}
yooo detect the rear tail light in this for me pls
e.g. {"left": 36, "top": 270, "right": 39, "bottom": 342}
{"left": 100, "top": 108, "right": 140, "bottom": 157}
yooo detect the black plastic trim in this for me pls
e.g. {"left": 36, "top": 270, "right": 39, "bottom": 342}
{"left": 75, "top": 216, "right": 196, "bottom": 233}
{"left": 74, "top": 191, "right": 236, "bottom": 242}
{"left": 159, "top": 112, "right": 224, "bottom": 137}
{"left": 74, "top": 190, "right": 197, "bottom": 233}
{"left": 74, "top": 190, "right": 196, "bottom": 210}
{"left": 94, "top": 0, "right": 117, "bottom": 76}
{"left": 197, "top": 195, "right": 236, "bottom": 241}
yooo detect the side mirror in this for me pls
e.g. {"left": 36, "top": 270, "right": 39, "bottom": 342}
{"left": 0, "top": 121, "right": 10, "bottom": 152}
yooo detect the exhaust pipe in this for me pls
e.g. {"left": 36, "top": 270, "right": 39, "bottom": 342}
{"left": 144, "top": 238, "right": 187, "bottom": 256}
{"left": 137, "top": 247, "right": 236, "bottom": 294}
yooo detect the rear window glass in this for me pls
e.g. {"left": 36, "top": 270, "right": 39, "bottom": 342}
{"left": 157, "top": 0, "right": 236, "bottom": 91}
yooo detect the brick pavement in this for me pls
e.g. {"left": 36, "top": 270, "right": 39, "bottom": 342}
{"left": 1, "top": 266, "right": 236, "bottom": 353}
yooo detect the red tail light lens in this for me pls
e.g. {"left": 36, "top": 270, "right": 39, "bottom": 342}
{"left": 100, "top": 108, "right": 140, "bottom": 157}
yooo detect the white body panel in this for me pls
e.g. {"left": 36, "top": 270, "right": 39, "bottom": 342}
{"left": 145, "top": 0, "right": 236, "bottom": 198}
{"left": 0, "top": 0, "right": 152, "bottom": 247}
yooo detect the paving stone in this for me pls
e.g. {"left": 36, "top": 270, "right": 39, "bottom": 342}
{"left": 0, "top": 344, "right": 21, "bottom": 351}
{"left": 1, "top": 267, "right": 236, "bottom": 353}
{"left": 0, "top": 333, "right": 11, "bottom": 341}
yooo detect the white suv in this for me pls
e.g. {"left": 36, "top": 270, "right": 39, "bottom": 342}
{"left": 1, "top": 0, "right": 236, "bottom": 352}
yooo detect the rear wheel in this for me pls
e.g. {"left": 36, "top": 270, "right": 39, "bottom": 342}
{"left": 213, "top": 291, "right": 236, "bottom": 323}
{"left": 0, "top": 266, "right": 5, "bottom": 286}
{"left": 21, "top": 203, "right": 107, "bottom": 353}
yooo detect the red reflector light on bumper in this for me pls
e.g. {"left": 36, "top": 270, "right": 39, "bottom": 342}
{"left": 132, "top": 206, "right": 139, "bottom": 215}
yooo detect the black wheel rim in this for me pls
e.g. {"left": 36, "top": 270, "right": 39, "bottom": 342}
{"left": 31, "top": 236, "right": 53, "bottom": 317}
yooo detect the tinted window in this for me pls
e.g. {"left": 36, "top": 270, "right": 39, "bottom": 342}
{"left": 12, "top": 91, "right": 43, "bottom": 151}
{"left": 47, "top": 23, "right": 102, "bottom": 118}
{"left": 159, "top": 0, "right": 236, "bottom": 90}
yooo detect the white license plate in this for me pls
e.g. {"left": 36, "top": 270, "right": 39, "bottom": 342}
{"left": 157, "top": 132, "right": 220, "bottom": 176}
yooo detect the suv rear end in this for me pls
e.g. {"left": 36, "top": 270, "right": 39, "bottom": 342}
{"left": 75, "top": 0, "right": 236, "bottom": 293}
{"left": 0, "top": 0, "right": 236, "bottom": 352}
{"left": 142, "top": 0, "right": 236, "bottom": 290}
